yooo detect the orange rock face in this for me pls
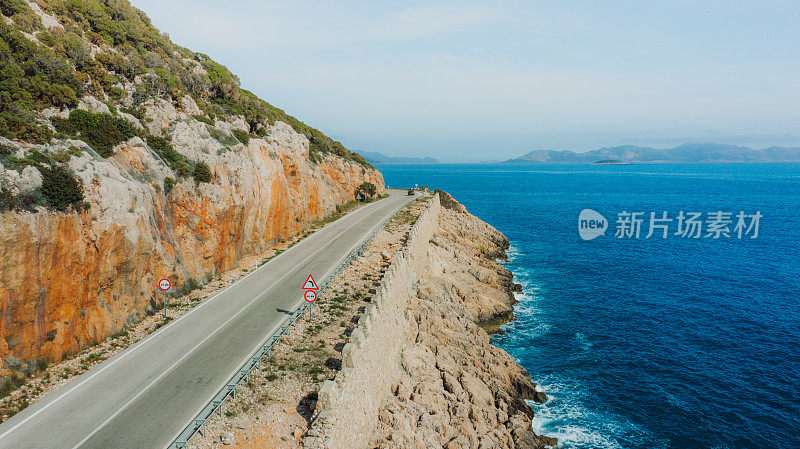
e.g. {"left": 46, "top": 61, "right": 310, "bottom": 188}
{"left": 0, "top": 138, "right": 384, "bottom": 365}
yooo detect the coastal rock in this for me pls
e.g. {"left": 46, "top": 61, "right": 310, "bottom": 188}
{"left": 307, "top": 194, "right": 554, "bottom": 449}
{"left": 373, "top": 201, "right": 548, "bottom": 448}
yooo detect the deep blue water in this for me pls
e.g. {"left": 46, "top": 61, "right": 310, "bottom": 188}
{"left": 379, "top": 163, "right": 800, "bottom": 449}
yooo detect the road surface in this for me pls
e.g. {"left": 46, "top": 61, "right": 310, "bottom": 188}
{"left": 0, "top": 189, "right": 416, "bottom": 449}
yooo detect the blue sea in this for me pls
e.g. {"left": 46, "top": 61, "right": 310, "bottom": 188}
{"left": 379, "top": 163, "right": 800, "bottom": 449}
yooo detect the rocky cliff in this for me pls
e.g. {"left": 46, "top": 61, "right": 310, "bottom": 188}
{"left": 306, "top": 194, "right": 555, "bottom": 449}
{"left": 0, "top": 0, "right": 384, "bottom": 367}
{"left": 0, "top": 107, "right": 383, "bottom": 366}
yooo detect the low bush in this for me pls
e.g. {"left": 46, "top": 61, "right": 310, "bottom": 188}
{"left": 39, "top": 165, "right": 84, "bottom": 211}
{"left": 192, "top": 161, "right": 212, "bottom": 183}
{"left": 0, "top": 187, "right": 16, "bottom": 211}
{"left": 0, "top": 372, "right": 24, "bottom": 398}
{"left": 15, "top": 191, "right": 38, "bottom": 212}
{"left": 232, "top": 129, "right": 249, "bottom": 145}
{"left": 146, "top": 136, "right": 171, "bottom": 153}
{"left": 0, "top": 0, "right": 29, "bottom": 17}
{"left": 63, "top": 110, "right": 137, "bottom": 157}
{"left": 163, "top": 176, "right": 174, "bottom": 194}
{"left": 192, "top": 114, "right": 214, "bottom": 126}
{"left": 26, "top": 150, "right": 50, "bottom": 164}
{"left": 172, "top": 278, "right": 201, "bottom": 298}
{"left": 120, "top": 106, "right": 144, "bottom": 120}
{"left": 146, "top": 136, "right": 194, "bottom": 177}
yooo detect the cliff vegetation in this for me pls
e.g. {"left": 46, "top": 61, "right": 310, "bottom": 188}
{"left": 0, "top": 0, "right": 384, "bottom": 379}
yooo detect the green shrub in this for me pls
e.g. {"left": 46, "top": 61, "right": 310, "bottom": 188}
{"left": 356, "top": 182, "right": 377, "bottom": 198}
{"left": 173, "top": 278, "right": 201, "bottom": 297}
{"left": 35, "top": 359, "right": 47, "bottom": 371}
{"left": 16, "top": 191, "right": 38, "bottom": 211}
{"left": 120, "top": 106, "right": 144, "bottom": 120}
{"left": 47, "top": 84, "right": 79, "bottom": 108}
{"left": 26, "top": 150, "right": 51, "bottom": 164}
{"left": 146, "top": 136, "right": 171, "bottom": 153}
{"left": 0, "top": 0, "right": 372, "bottom": 167}
{"left": 65, "top": 110, "right": 137, "bottom": 157}
{"left": 232, "top": 129, "right": 249, "bottom": 145}
{"left": 146, "top": 135, "right": 194, "bottom": 177}
{"left": 192, "top": 161, "right": 211, "bottom": 183}
{"left": 0, "top": 21, "right": 81, "bottom": 142}
{"left": 192, "top": 114, "right": 213, "bottom": 126}
{"left": 11, "top": 11, "right": 41, "bottom": 33}
{"left": 103, "top": 100, "right": 117, "bottom": 115}
{"left": 50, "top": 116, "right": 76, "bottom": 134}
{"left": 163, "top": 176, "right": 173, "bottom": 194}
{"left": 0, "top": 372, "right": 25, "bottom": 398}
{"left": 0, "top": 187, "right": 16, "bottom": 211}
{"left": 39, "top": 165, "right": 84, "bottom": 211}
{"left": 173, "top": 161, "right": 193, "bottom": 177}
{"left": 0, "top": 0, "right": 29, "bottom": 17}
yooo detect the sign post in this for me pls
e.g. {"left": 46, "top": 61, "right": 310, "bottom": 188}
{"left": 302, "top": 274, "right": 319, "bottom": 319}
{"left": 158, "top": 278, "right": 171, "bottom": 320}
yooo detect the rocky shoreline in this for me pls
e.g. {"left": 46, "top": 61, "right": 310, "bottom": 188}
{"left": 306, "top": 192, "right": 556, "bottom": 448}
{"left": 1, "top": 190, "right": 556, "bottom": 447}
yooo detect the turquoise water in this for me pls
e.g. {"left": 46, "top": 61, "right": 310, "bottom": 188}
{"left": 379, "top": 163, "right": 800, "bottom": 449}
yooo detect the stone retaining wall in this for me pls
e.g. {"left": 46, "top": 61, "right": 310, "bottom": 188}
{"left": 305, "top": 193, "right": 441, "bottom": 449}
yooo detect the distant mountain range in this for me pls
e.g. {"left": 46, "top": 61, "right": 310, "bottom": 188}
{"left": 361, "top": 151, "right": 439, "bottom": 164}
{"left": 505, "top": 143, "right": 800, "bottom": 163}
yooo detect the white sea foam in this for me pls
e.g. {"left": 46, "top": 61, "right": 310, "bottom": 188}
{"left": 502, "top": 263, "right": 654, "bottom": 448}
{"left": 529, "top": 376, "right": 665, "bottom": 449}
{"left": 506, "top": 244, "right": 522, "bottom": 263}
{"left": 574, "top": 332, "right": 593, "bottom": 351}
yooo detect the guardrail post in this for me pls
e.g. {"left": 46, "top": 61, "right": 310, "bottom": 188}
{"left": 167, "top": 203, "right": 404, "bottom": 449}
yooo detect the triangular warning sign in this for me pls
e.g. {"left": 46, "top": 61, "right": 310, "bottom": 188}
{"left": 302, "top": 274, "right": 319, "bottom": 290}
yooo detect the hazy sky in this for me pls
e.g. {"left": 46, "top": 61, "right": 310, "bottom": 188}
{"left": 131, "top": 0, "right": 800, "bottom": 161}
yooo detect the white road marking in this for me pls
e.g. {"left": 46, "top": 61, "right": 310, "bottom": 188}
{"left": 69, "top": 194, "right": 407, "bottom": 448}
{"left": 0, "top": 194, "right": 393, "bottom": 442}
{"left": 163, "top": 194, "right": 408, "bottom": 447}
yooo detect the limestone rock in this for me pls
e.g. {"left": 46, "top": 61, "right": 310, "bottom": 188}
{"left": 17, "top": 166, "right": 42, "bottom": 192}
{"left": 77, "top": 96, "right": 111, "bottom": 114}
{"left": 306, "top": 194, "right": 554, "bottom": 449}
{"left": 0, "top": 120, "right": 384, "bottom": 365}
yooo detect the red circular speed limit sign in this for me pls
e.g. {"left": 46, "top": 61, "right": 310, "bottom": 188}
{"left": 303, "top": 290, "right": 317, "bottom": 303}
{"left": 158, "top": 278, "right": 171, "bottom": 292}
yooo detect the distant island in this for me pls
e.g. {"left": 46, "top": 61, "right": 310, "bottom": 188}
{"left": 361, "top": 151, "right": 439, "bottom": 164}
{"left": 505, "top": 143, "right": 800, "bottom": 163}
{"left": 592, "top": 159, "right": 628, "bottom": 165}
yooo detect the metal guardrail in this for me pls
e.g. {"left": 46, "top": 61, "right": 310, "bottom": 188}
{"left": 169, "top": 199, "right": 402, "bottom": 448}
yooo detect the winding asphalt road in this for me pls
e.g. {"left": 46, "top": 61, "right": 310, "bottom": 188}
{"left": 0, "top": 189, "right": 415, "bottom": 449}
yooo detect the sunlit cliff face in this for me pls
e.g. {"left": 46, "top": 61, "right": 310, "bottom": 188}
{"left": 0, "top": 130, "right": 383, "bottom": 366}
